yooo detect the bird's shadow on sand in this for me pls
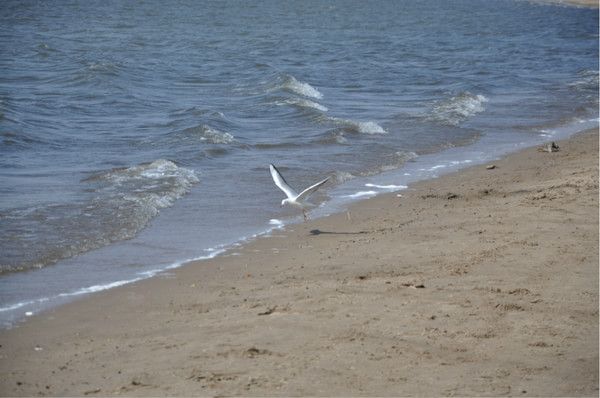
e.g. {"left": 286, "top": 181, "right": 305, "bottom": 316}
{"left": 309, "top": 229, "right": 368, "bottom": 236}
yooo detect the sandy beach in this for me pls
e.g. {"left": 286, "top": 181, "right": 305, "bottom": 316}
{"left": 0, "top": 127, "right": 597, "bottom": 397}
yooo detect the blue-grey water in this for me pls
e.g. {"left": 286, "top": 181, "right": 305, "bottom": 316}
{"left": 0, "top": 0, "right": 598, "bottom": 327}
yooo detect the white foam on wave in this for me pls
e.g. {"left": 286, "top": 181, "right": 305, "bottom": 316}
{"left": 179, "top": 124, "right": 235, "bottom": 145}
{"left": 0, "top": 276, "right": 151, "bottom": 315}
{"left": 365, "top": 183, "right": 408, "bottom": 190}
{"left": 580, "top": 117, "right": 599, "bottom": 123}
{"left": 0, "top": 248, "right": 226, "bottom": 318}
{"left": 429, "top": 164, "right": 447, "bottom": 170}
{"left": 356, "top": 121, "right": 387, "bottom": 134}
{"left": 330, "top": 117, "right": 388, "bottom": 134}
{"left": 450, "top": 159, "right": 473, "bottom": 165}
{"left": 282, "top": 76, "right": 323, "bottom": 99}
{"left": 343, "top": 190, "right": 378, "bottom": 199}
{"left": 0, "top": 297, "right": 50, "bottom": 313}
{"left": 194, "top": 125, "right": 235, "bottom": 144}
{"left": 416, "top": 160, "right": 473, "bottom": 173}
{"left": 58, "top": 278, "right": 144, "bottom": 298}
{"left": 277, "top": 98, "right": 328, "bottom": 112}
{"left": 100, "top": 159, "right": 198, "bottom": 185}
{"left": 100, "top": 160, "right": 200, "bottom": 216}
{"left": 429, "top": 92, "right": 488, "bottom": 126}
{"left": 269, "top": 219, "right": 284, "bottom": 227}
{"left": 3, "top": 159, "right": 200, "bottom": 274}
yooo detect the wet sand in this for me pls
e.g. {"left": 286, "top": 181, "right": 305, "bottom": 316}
{"left": 539, "top": 0, "right": 599, "bottom": 7}
{"left": 562, "top": 0, "right": 599, "bottom": 7}
{"left": 0, "top": 128, "right": 598, "bottom": 397}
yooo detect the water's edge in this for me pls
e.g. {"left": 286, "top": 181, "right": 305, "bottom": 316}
{"left": 2, "top": 116, "right": 596, "bottom": 329}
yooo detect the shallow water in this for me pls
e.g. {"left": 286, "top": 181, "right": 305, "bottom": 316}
{"left": 0, "top": 0, "right": 598, "bottom": 327}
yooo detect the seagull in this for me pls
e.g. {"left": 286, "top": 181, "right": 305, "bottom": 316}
{"left": 269, "top": 164, "right": 329, "bottom": 220}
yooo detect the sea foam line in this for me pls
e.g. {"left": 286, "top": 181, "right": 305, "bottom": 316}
{"left": 343, "top": 190, "right": 378, "bottom": 199}
{"left": 365, "top": 183, "right": 408, "bottom": 190}
{"left": 1, "top": 217, "right": 296, "bottom": 321}
{"left": 0, "top": 249, "right": 226, "bottom": 316}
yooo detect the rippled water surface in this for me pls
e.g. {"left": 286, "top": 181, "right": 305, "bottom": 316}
{"left": 0, "top": 0, "right": 597, "bottom": 325}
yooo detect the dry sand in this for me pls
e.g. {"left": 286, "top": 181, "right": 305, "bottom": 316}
{"left": 0, "top": 128, "right": 598, "bottom": 397}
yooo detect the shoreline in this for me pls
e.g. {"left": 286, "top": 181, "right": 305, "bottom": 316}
{"left": 2, "top": 116, "right": 597, "bottom": 328}
{"left": 3, "top": 0, "right": 599, "bottom": 324}
{"left": 533, "top": 0, "right": 600, "bottom": 7}
{"left": 558, "top": 0, "right": 599, "bottom": 7}
{"left": 0, "top": 127, "right": 597, "bottom": 396}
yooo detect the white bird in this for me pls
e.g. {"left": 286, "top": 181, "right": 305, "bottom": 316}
{"left": 269, "top": 164, "right": 329, "bottom": 220}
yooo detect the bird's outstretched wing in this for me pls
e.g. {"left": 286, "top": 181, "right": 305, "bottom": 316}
{"left": 296, "top": 177, "right": 329, "bottom": 203}
{"left": 270, "top": 164, "right": 297, "bottom": 199}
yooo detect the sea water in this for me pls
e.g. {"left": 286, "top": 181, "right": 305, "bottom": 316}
{"left": 0, "top": 0, "right": 598, "bottom": 327}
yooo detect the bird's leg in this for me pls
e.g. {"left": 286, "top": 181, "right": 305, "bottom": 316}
{"left": 303, "top": 209, "right": 308, "bottom": 221}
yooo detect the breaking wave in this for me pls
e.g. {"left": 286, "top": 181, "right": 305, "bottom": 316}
{"left": 428, "top": 92, "right": 488, "bottom": 126}
{"left": 314, "top": 130, "right": 348, "bottom": 145}
{"left": 329, "top": 117, "right": 388, "bottom": 134}
{"left": 275, "top": 98, "right": 328, "bottom": 112}
{"left": 314, "top": 119, "right": 387, "bottom": 146}
{"left": 0, "top": 160, "right": 199, "bottom": 273}
{"left": 278, "top": 75, "right": 323, "bottom": 99}
{"left": 198, "top": 126, "right": 235, "bottom": 144}
{"left": 177, "top": 124, "right": 235, "bottom": 144}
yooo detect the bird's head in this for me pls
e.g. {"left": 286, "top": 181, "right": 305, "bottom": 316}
{"left": 281, "top": 198, "right": 291, "bottom": 207}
